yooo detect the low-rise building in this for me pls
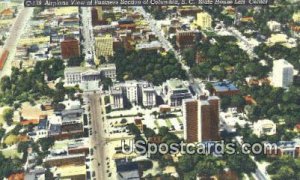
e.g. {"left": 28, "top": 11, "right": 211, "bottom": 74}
{"left": 292, "top": 11, "right": 300, "bottom": 23}
{"left": 220, "top": 109, "right": 251, "bottom": 133}
{"left": 44, "top": 153, "right": 85, "bottom": 167}
{"left": 53, "top": 164, "right": 86, "bottom": 180}
{"left": 162, "top": 79, "right": 192, "bottom": 107}
{"left": 99, "top": 63, "right": 116, "bottom": 80}
{"left": 116, "top": 159, "right": 140, "bottom": 180}
{"left": 0, "top": 8, "right": 14, "bottom": 19}
{"left": 135, "top": 41, "right": 162, "bottom": 51}
{"left": 64, "top": 66, "right": 87, "bottom": 86}
{"left": 265, "top": 141, "right": 300, "bottom": 158}
{"left": 253, "top": 119, "right": 276, "bottom": 137}
{"left": 27, "top": 119, "right": 49, "bottom": 141}
{"left": 267, "top": 21, "right": 281, "bottom": 32}
{"left": 211, "top": 81, "right": 240, "bottom": 96}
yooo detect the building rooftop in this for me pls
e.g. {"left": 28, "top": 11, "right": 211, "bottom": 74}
{"left": 273, "top": 59, "right": 294, "bottom": 68}
{"left": 166, "top": 79, "right": 189, "bottom": 91}
{"left": 64, "top": 66, "right": 88, "bottom": 73}
{"left": 212, "top": 81, "right": 239, "bottom": 92}
{"left": 54, "top": 164, "right": 86, "bottom": 177}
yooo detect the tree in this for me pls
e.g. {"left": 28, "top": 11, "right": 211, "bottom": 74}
{"left": 102, "top": 78, "right": 112, "bottom": 91}
{"left": 231, "top": 95, "right": 246, "bottom": 109}
{"left": 143, "top": 127, "right": 156, "bottom": 139}
{"left": 158, "top": 127, "right": 169, "bottom": 137}
{"left": 151, "top": 111, "right": 158, "bottom": 119}
{"left": 178, "top": 154, "right": 200, "bottom": 173}
{"left": 0, "top": 76, "right": 11, "bottom": 92}
{"left": 225, "top": 152, "right": 257, "bottom": 175}
{"left": 0, "top": 128, "right": 5, "bottom": 141}
{"left": 3, "top": 108, "right": 14, "bottom": 126}
{"left": 182, "top": 48, "right": 196, "bottom": 67}
{"left": 67, "top": 56, "right": 84, "bottom": 66}
{"left": 127, "top": 123, "right": 140, "bottom": 136}
{"left": 0, "top": 153, "right": 23, "bottom": 179}
{"left": 120, "top": 118, "right": 127, "bottom": 124}
{"left": 38, "top": 137, "right": 55, "bottom": 152}
{"left": 221, "top": 96, "right": 231, "bottom": 110}
{"left": 196, "top": 156, "right": 223, "bottom": 178}
{"left": 272, "top": 166, "right": 295, "bottom": 180}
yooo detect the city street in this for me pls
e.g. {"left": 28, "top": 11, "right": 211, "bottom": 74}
{"left": 0, "top": 6, "right": 33, "bottom": 78}
{"left": 80, "top": 7, "right": 96, "bottom": 66}
{"left": 85, "top": 91, "right": 107, "bottom": 180}
{"left": 134, "top": 7, "right": 203, "bottom": 93}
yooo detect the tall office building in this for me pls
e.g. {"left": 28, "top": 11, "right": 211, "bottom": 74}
{"left": 95, "top": 35, "right": 114, "bottom": 58}
{"left": 96, "top": 7, "right": 103, "bottom": 21}
{"left": 183, "top": 96, "right": 220, "bottom": 143}
{"left": 61, "top": 39, "right": 80, "bottom": 59}
{"left": 195, "top": 12, "right": 212, "bottom": 29}
{"left": 272, "top": 59, "right": 294, "bottom": 88}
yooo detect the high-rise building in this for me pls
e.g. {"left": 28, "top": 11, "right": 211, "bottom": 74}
{"left": 95, "top": 35, "right": 114, "bottom": 58}
{"left": 183, "top": 99, "right": 199, "bottom": 143}
{"left": 195, "top": 12, "right": 212, "bottom": 29}
{"left": 272, "top": 59, "right": 294, "bottom": 88}
{"left": 96, "top": 7, "right": 103, "bottom": 21}
{"left": 61, "top": 39, "right": 80, "bottom": 59}
{"left": 183, "top": 96, "right": 220, "bottom": 143}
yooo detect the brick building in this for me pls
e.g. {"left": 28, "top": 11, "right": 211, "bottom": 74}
{"left": 183, "top": 96, "right": 220, "bottom": 143}
{"left": 176, "top": 30, "right": 200, "bottom": 50}
{"left": 60, "top": 39, "right": 80, "bottom": 59}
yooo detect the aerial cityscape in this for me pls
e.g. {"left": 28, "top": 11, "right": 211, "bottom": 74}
{"left": 0, "top": 0, "right": 300, "bottom": 179}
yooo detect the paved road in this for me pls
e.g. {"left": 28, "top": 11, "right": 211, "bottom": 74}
{"left": 80, "top": 7, "right": 96, "bottom": 66}
{"left": 134, "top": 7, "right": 204, "bottom": 94}
{"left": 0, "top": 7, "right": 33, "bottom": 78}
{"left": 85, "top": 91, "right": 107, "bottom": 180}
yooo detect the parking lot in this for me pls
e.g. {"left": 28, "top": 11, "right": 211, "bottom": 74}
{"left": 104, "top": 105, "right": 184, "bottom": 139}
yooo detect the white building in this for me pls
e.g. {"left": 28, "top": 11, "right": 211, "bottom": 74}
{"left": 195, "top": 12, "right": 212, "bottom": 29}
{"left": 99, "top": 63, "right": 116, "bottom": 80}
{"left": 64, "top": 65, "right": 116, "bottom": 88}
{"left": 267, "top": 21, "right": 281, "bottom": 32}
{"left": 220, "top": 108, "right": 251, "bottom": 133}
{"left": 253, "top": 119, "right": 276, "bottom": 137}
{"left": 123, "top": 81, "right": 139, "bottom": 105}
{"left": 141, "top": 84, "right": 156, "bottom": 107}
{"left": 162, "top": 79, "right": 192, "bottom": 107}
{"left": 110, "top": 81, "right": 156, "bottom": 107}
{"left": 110, "top": 85, "right": 124, "bottom": 109}
{"left": 81, "top": 69, "right": 102, "bottom": 91}
{"left": 272, "top": 59, "right": 294, "bottom": 88}
{"left": 64, "top": 67, "right": 87, "bottom": 86}
{"left": 136, "top": 41, "right": 162, "bottom": 51}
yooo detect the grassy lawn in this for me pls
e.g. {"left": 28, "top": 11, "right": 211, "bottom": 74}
{"left": 165, "top": 119, "right": 172, "bottom": 128}
{"left": 3, "top": 134, "right": 19, "bottom": 145}
{"left": 1, "top": 149, "right": 22, "bottom": 159}
{"left": 176, "top": 117, "right": 182, "bottom": 124}
{"left": 202, "top": 30, "right": 217, "bottom": 37}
